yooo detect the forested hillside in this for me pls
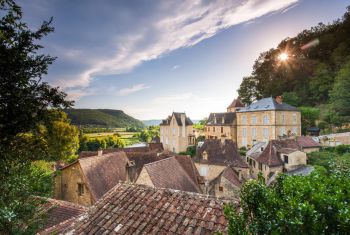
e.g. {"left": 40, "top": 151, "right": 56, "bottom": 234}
{"left": 64, "top": 109, "right": 145, "bottom": 128}
{"left": 238, "top": 7, "right": 350, "bottom": 129}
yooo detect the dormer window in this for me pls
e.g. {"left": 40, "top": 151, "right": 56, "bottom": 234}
{"left": 202, "top": 151, "right": 208, "bottom": 160}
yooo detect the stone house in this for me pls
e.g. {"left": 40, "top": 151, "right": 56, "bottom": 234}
{"left": 54, "top": 147, "right": 172, "bottom": 206}
{"left": 205, "top": 99, "right": 244, "bottom": 141}
{"left": 193, "top": 139, "right": 249, "bottom": 197}
{"left": 159, "top": 112, "right": 195, "bottom": 153}
{"left": 135, "top": 155, "right": 202, "bottom": 193}
{"left": 236, "top": 96, "right": 301, "bottom": 148}
{"left": 296, "top": 136, "right": 321, "bottom": 153}
{"left": 246, "top": 139, "right": 307, "bottom": 181}
{"left": 53, "top": 151, "right": 132, "bottom": 206}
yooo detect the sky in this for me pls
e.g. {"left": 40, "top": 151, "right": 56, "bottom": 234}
{"left": 19, "top": 0, "right": 350, "bottom": 120}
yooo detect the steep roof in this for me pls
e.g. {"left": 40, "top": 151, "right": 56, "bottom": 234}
{"left": 254, "top": 139, "right": 304, "bottom": 167}
{"left": 160, "top": 112, "right": 193, "bottom": 126}
{"left": 143, "top": 155, "right": 202, "bottom": 193}
{"left": 60, "top": 183, "right": 233, "bottom": 234}
{"left": 227, "top": 98, "right": 244, "bottom": 109}
{"left": 194, "top": 139, "right": 248, "bottom": 168}
{"left": 221, "top": 166, "right": 241, "bottom": 187}
{"left": 256, "top": 141, "right": 284, "bottom": 167}
{"left": 207, "top": 112, "right": 236, "bottom": 126}
{"left": 246, "top": 141, "right": 268, "bottom": 156}
{"left": 296, "top": 136, "right": 321, "bottom": 148}
{"left": 78, "top": 152, "right": 130, "bottom": 200}
{"left": 237, "top": 97, "right": 298, "bottom": 112}
{"left": 36, "top": 198, "right": 87, "bottom": 235}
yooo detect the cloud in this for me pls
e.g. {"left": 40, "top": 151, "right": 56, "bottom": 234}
{"left": 117, "top": 84, "right": 151, "bottom": 96}
{"left": 171, "top": 65, "right": 180, "bottom": 70}
{"left": 51, "top": 0, "right": 298, "bottom": 91}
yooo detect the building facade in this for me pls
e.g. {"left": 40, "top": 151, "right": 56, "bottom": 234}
{"left": 205, "top": 99, "right": 244, "bottom": 141}
{"left": 159, "top": 112, "right": 195, "bottom": 153}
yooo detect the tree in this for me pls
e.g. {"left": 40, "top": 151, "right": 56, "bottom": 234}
{"left": 282, "top": 91, "right": 301, "bottom": 107}
{"left": 299, "top": 106, "right": 320, "bottom": 134}
{"left": 330, "top": 59, "right": 350, "bottom": 123}
{"left": 0, "top": 1, "right": 73, "bottom": 233}
{"left": 224, "top": 169, "right": 350, "bottom": 234}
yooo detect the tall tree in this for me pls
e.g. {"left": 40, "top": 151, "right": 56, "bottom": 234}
{"left": 0, "top": 0, "right": 73, "bottom": 233}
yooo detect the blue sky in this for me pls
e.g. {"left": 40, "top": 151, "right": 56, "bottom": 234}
{"left": 20, "top": 0, "right": 350, "bottom": 120}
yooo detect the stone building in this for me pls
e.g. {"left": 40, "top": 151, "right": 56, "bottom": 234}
{"left": 236, "top": 96, "right": 301, "bottom": 148}
{"left": 54, "top": 147, "right": 172, "bottom": 206}
{"left": 159, "top": 112, "right": 195, "bottom": 153}
{"left": 205, "top": 99, "right": 244, "bottom": 141}
{"left": 193, "top": 139, "right": 249, "bottom": 198}
{"left": 136, "top": 155, "right": 202, "bottom": 193}
{"left": 246, "top": 139, "right": 307, "bottom": 181}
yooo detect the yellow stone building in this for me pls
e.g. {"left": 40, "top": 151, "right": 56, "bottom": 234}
{"left": 159, "top": 112, "right": 195, "bottom": 153}
{"left": 205, "top": 96, "right": 301, "bottom": 148}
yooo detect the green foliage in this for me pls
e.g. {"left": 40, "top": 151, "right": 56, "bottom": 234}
{"left": 239, "top": 147, "right": 247, "bottom": 156}
{"left": 308, "top": 145, "right": 350, "bottom": 173}
{"left": 30, "top": 161, "right": 54, "bottom": 197}
{"left": 224, "top": 169, "right": 350, "bottom": 234}
{"left": 0, "top": 1, "right": 73, "bottom": 233}
{"left": 193, "top": 118, "right": 207, "bottom": 131}
{"left": 299, "top": 107, "right": 320, "bottom": 134}
{"left": 238, "top": 6, "right": 350, "bottom": 125}
{"left": 79, "top": 135, "right": 125, "bottom": 152}
{"left": 179, "top": 146, "right": 196, "bottom": 157}
{"left": 134, "top": 126, "right": 160, "bottom": 143}
{"left": 330, "top": 59, "right": 350, "bottom": 122}
{"left": 282, "top": 91, "right": 301, "bottom": 107}
{"left": 64, "top": 109, "right": 145, "bottom": 128}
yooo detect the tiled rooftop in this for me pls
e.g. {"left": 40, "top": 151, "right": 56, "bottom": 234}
{"left": 59, "top": 183, "right": 237, "bottom": 234}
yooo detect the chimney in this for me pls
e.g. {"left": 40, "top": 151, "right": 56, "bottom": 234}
{"left": 97, "top": 148, "right": 103, "bottom": 157}
{"left": 276, "top": 96, "right": 283, "bottom": 104}
{"left": 214, "top": 114, "right": 217, "bottom": 124}
{"left": 125, "top": 160, "right": 135, "bottom": 182}
{"left": 222, "top": 116, "right": 225, "bottom": 124}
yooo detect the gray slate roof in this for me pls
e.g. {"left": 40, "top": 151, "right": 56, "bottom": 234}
{"left": 160, "top": 112, "right": 193, "bottom": 126}
{"left": 207, "top": 112, "right": 236, "bottom": 126}
{"left": 237, "top": 97, "right": 298, "bottom": 112}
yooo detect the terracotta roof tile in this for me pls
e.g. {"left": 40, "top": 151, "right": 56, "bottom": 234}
{"left": 61, "top": 183, "right": 236, "bottom": 234}
{"left": 296, "top": 136, "right": 321, "bottom": 148}
{"left": 221, "top": 166, "right": 241, "bottom": 187}
{"left": 194, "top": 139, "right": 248, "bottom": 168}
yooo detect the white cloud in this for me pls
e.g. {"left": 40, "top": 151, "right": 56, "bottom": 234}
{"left": 171, "top": 65, "right": 180, "bottom": 70}
{"left": 55, "top": 0, "right": 298, "bottom": 90}
{"left": 117, "top": 84, "right": 151, "bottom": 96}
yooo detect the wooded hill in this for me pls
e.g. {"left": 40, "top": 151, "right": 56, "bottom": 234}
{"left": 64, "top": 109, "right": 145, "bottom": 128}
{"left": 238, "top": 6, "right": 350, "bottom": 126}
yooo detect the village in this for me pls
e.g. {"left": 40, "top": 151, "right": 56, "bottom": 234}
{"left": 35, "top": 95, "right": 350, "bottom": 234}
{"left": 2, "top": 1, "right": 350, "bottom": 234}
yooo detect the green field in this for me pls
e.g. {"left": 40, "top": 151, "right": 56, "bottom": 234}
{"left": 84, "top": 129, "right": 140, "bottom": 146}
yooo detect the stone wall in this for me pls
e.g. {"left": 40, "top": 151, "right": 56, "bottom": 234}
{"left": 54, "top": 163, "right": 94, "bottom": 206}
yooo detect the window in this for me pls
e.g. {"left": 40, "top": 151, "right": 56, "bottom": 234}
{"left": 78, "top": 183, "right": 84, "bottom": 196}
{"left": 263, "top": 115, "right": 269, "bottom": 125}
{"left": 263, "top": 128, "right": 268, "bottom": 138}
{"left": 281, "top": 114, "right": 285, "bottom": 124}
{"left": 165, "top": 137, "right": 168, "bottom": 144}
{"left": 293, "top": 113, "right": 297, "bottom": 124}
{"left": 200, "top": 166, "right": 208, "bottom": 177}
{"left": 172, "top": 128, "right": 176, "bottom": 135}
{"left": 252, "top": 116, "right": 257, "bottom": 125}
{"left": 242, "top": 115, "right": 247, "bottom": 125}
{"left": 242, "top": 128, "right": 247, "bottom": 137}
{"left": 219, "top": 186, "right": 224, "bottom": 192}
{"left": 259, "top": 163, "right": 262, "bottom": 171}
{"left": 284, "top": 155, "right": 289, "bottom": 164}
{"left": 253, "top": 161, "right": 256, "bottom": 168}
{"left": 202, "top": 151, "right": 208, "bottom": 160}
{"left": 292, "top": 127, "right": 297, "bottom": 135}
{"left": 221, "top": 127, "right": 223, "bottom": 133}
{"left": 280, "top": 127, "right": 286, "bottom": 136}
{"left": 252, "top": 128, "right": 257, "bottom": 137}
{"left": 213, "top": 127, "right": 215, "bottom": 132}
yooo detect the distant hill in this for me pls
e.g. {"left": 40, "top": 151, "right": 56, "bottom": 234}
{"left": 142, "top": 120, "right": 162, "bottom": 126}
{"left": 142, "top": 119, "right": 201, "bottom": 126}
{"left": 64, "top": 109, "right": 145, "bottom": 128}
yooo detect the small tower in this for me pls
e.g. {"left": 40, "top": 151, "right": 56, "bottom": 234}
{"left": 227, "top": 98, "right": 244, "bottom": 112}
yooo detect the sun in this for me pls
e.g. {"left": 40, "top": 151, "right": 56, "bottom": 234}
{"left": 278, "top": 52, "right": 289, "bottom": 61}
